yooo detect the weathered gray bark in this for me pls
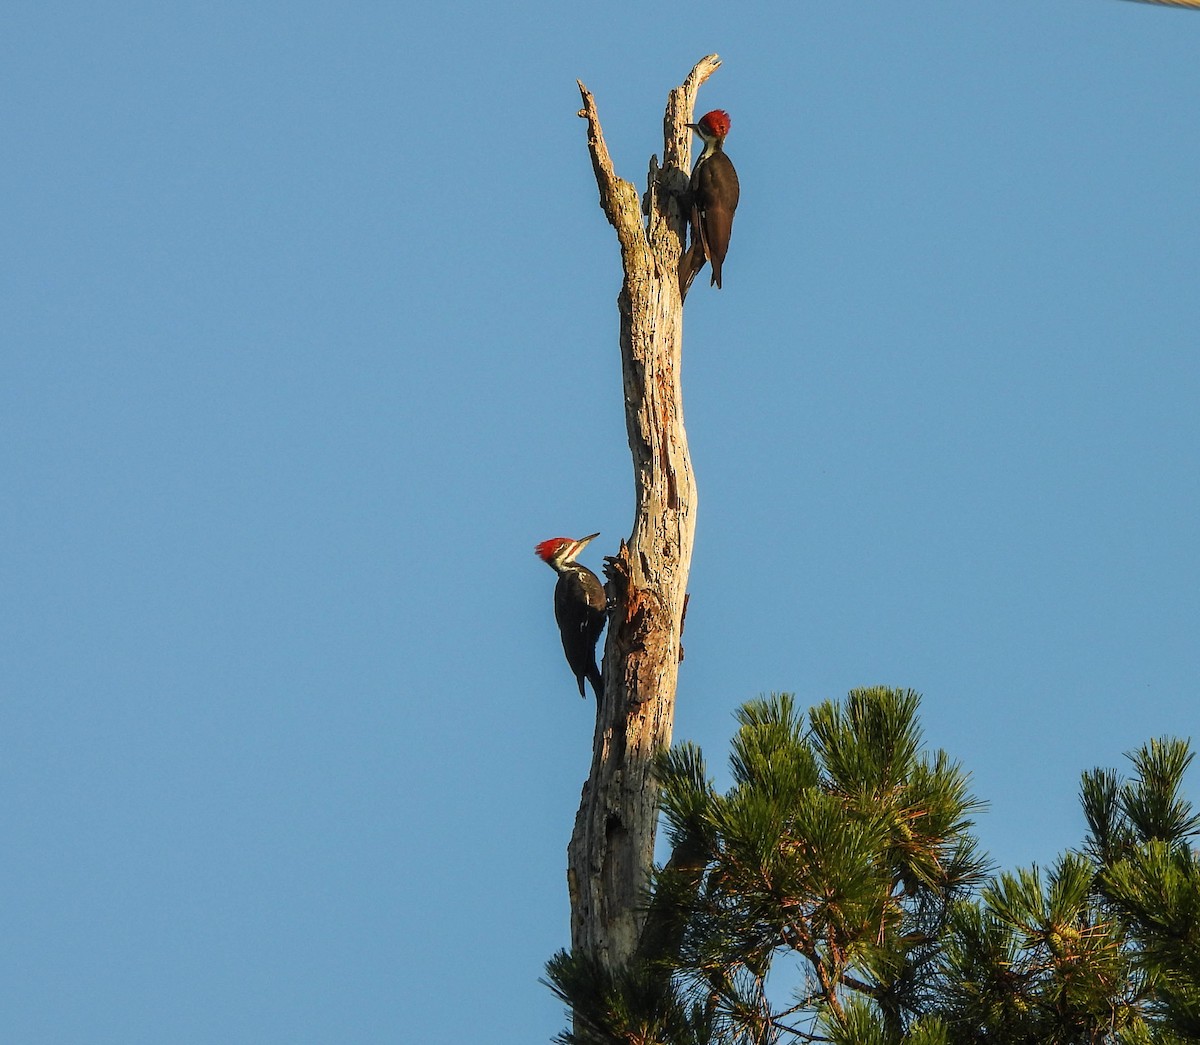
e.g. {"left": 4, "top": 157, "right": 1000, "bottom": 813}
{"left": 567, "top": 55, "right": 721, "bottom": 973}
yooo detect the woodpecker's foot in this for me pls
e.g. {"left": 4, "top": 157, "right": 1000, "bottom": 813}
{"left": 602, "top": 551, "right": 630, "bottom": 611}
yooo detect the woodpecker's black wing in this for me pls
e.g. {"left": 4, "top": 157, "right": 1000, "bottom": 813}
{"left": 690, "top": 150, "right": 740, "bottom": 289}
{"left": 553, "top": 565, "right": 606, "bottom": 699}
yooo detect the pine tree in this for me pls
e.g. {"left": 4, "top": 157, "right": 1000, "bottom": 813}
{"left": 549, "top": 687, "right": 989, "bottom": 1042}
{"left": 546, "top": 690, "right": 1200, "bottom": 1045}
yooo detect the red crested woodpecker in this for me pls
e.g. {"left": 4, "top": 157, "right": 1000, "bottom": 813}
{"left": 535, "top": 533, "right": 606, "bottom": 700}
{"left": 680, "top": 109, "right": 740, "bottom": 296}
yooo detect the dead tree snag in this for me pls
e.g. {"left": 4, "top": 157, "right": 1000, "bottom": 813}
{"left": 567, "top": 54, "right": 721, "bottom": 973}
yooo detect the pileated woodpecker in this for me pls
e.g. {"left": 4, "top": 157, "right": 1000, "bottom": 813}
{"left": 680, "top": 109, "right": 740, "bottom": 295}
{"left": 535, "top": 533, "right": 606, "bottom": 700}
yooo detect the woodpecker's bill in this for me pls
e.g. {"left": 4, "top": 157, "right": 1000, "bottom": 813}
{"left": 535, "top": 533, "right": 606, "bottom": 700}
{"left": 680, "top": 109, "right": 740, "bottom": 296}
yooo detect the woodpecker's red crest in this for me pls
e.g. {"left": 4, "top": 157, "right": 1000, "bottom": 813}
{"left": 535, "top": 537, "right": 573, "bottom": 563}
{"left": 696, "top": 110, "right": 731, "bottom": 140}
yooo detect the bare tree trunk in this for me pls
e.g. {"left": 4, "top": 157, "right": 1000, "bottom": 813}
{"left": 567, "top": 55, "right": 722, "bottom": 974}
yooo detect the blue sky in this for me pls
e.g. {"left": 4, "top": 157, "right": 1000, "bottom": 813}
{"left": 2, "top": 2, "right": 1197, "bottom": 1042}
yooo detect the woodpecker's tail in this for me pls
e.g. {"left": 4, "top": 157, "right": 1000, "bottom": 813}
{"left": 586, "top": 663, "right": 603, "bottom": 701}
{"left": 679, "top": 241, "right": 707, "bottom": 299}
